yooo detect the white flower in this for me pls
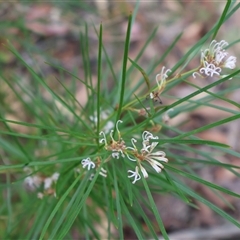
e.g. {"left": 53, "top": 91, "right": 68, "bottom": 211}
{"left": 202, "top": 40, "right": 228, "bottom": 62}
{"left": 142, "top": 131, "right": 159, "bottom": 152}
{"left": 99, "top": 120, "right": 126, "bottom": 159}
{"left": 51, "top": 172, "right": 60, "bottom": 182}
{"left": 143, "top": 150, "right": 168, "bottom": 173}
{"left": 215, "top": 50, "right": 228, "bottom": 64}
{"left": 155, "top": 66, "right": 172, "bottom": 89}
{"left": 126, "top": 132, "right": 168, "bottom": 177}
{"left": 150, "top": 67, "right": 172, "bottom": 103}
{"left": 199, "top": 62, "right": 221, "bottom": 77}
{"left": 24, "top": 175, "right": 41, "bottom": 190}
{"left": 128, "top": 165, "right": 148, "bottom": 184}
{"left": 81, "top": 157, "right": 96, "bottom": 170}
{"left": 44, "top": 177, "right": 53, "bottom": 190}
{"left": 128, "top": 166, "right": 141, "bottom": 184}
{"left": 223, "top": 56, "right": 236, "bottom": 69}
{"left": 99, "top": 120, "right": 123, "bottom": 145}
{"left": 209, "top": 40, "right": 228, "bottom": 55}
{"left": 193, "top": 40, "right": 237, "bottom": 78}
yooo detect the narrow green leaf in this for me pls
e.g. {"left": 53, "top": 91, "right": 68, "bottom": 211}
{"left": 97, "top": 23, "right": 103, "bottom": 146}
{"left": 52, "top": 173, "right": 92, "bottom": 239}
{"left": 173, "top": 113, "right": 240, "bottom": 140}
{"left": 212, "top": 0, "right": 232, "bottom": 40}
{"left": 40, "top": 174, "right": 82, "bottom": 240}
{"left": 156, "top": 69, "right": 240, "bottom": 119}
{"left": 167, "top": 165, "right": 240, "bottom": 198}
{"left": 154, "top": 139, "right": 229, "bottom": 148}
{"left": 129, "top": 58, "right": 151, "bottom": 91}
{"left": 135, "top": 200, "right": 159, "bottom": 240}
{"left": 112, "top": 162, "right": 124, "bottom": 239}
{"left": 142, "top": 177, "right": 169, "bottom": 240}
{"left": 55, "top": 166, "right": 103, "bottom": 239}
{"left": 163, "top": 171, "right": 190, "bottom": 203}
{"left": 116, "top": 13, "right": 132, "bottom": 123}
{"left": 175, "top": 181, "right": 240, "bottom": 228}
{"left": 120, "top": 194, "right": 144, "bottom": 239}
{"left": 185, "top": 79, "right": 240, "bottom": 109}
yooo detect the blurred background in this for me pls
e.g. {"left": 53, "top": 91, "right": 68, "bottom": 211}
{"left": 1, "top": 1, "right": 240, "bottom": 239}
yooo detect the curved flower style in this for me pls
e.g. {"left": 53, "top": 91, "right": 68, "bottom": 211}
{"left": 193, "top": 40, "right": 237, "bottom": 78}
{"left": 128, "top": 167, "right": 141, "bottom": 184}
{"left": 128, "top": 165, "right": 148, "bottom": 184}
{"left": 142, "top": 131, "right": 159, "bottom": 152}
{"left": 155, "top": 66, "right": 172, "bottom": 89}
{"left": 199, "top": 62, "right": 221, "bottom": 77}
{"left": 81, "top": 157, "right": 96, "bottom": 170}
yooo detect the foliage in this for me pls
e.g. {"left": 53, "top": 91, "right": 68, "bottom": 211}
{"left": 1, "top": 1, "right": 240, "bottom": 239}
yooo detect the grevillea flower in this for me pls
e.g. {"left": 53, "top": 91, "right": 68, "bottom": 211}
{"left": 24, "top": 175, "right": 41, "bottom": 190}
{"left": 128, "top": 166, "right": 146, "bottom": 184}
{"left": 199, "top": 61, "right": 222, "bottom": 77}
{"left": 149, "top": 66, "right": 172, "bottom": 103}
{"left": 193, "top": 40, "right": 237, "bottom": 78}
{"left": 81, "top": 157, "right": 96, "bottom": 170}
{"left": 223, "top": 56, "right": 236, "bottom": 69}
{"left": 126, "top": 131, "right": 168, "bottom": 183}
{"left": 99, "top": 120, "right": 126, "bottom": 159}
{"left": 44, "top": 172, "right": 60, "bottom": 190}
{"left": 23, "top": 169, "right": 60, "bottom": 199}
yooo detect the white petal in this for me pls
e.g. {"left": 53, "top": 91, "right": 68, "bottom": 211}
{"left": 44, "top": 177, "right": 52, "bottom": 190}
{"left": 224, "top": 56, "right": 236, "bottom": 69}
{"left": 146, "top": 158, "right": 164, "bottom": 172}
{"left": 139, "top": 165, "right": 148, "bottom": 178}
{"left": 51, "top": 172, "right": 60, "bottom": 182}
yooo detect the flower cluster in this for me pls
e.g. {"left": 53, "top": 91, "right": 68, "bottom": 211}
{"left": 99, "top": 120, "right": 126, "bottom": 159}
{"left": 149, "top": 66, "right": 172, "bottom": 103}
{"left": 98, "top": 121, "right": 168, "bottom": 184}
{"left": 23, "top": 167, "right": 60, "bottom": 199}
{"left": 126, "top": 131, "right": 168, "bottom": 184}
{"left": 193, "top": 40, "right": 237, "bottom": 78}
{"left": 81, "top": 157, "right": 107, "bottom": 178}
